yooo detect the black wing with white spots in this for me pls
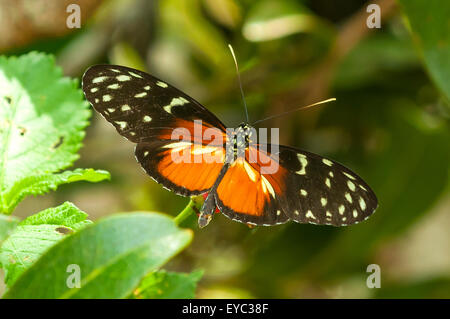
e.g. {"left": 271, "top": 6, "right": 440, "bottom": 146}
{"left": 82, "top": 64, "right": 227, "bottom": 143}
{"left": 276, "top": 145, "right": 378, "bottom": 226}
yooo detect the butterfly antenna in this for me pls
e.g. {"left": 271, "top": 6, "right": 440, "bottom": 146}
{"left": 252, "top": 98, "right": 337, "bottom": 125}
{"left": 228, "top": 44, "right": 249, "bottom": 123}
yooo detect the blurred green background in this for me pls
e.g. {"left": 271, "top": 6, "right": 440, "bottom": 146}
{"left": 1, "top": 0, "right": 449, "bottom": 298}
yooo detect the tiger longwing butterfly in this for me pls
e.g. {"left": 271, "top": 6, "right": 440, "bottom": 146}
{"left": 82, "top": 64, "right": 378, "bottom": 228}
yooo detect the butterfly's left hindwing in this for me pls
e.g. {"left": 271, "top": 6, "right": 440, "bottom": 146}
{"left": 135, "top": 140, "right": 225, "bottom": 196}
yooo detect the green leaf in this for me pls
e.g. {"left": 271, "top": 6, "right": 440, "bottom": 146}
{"left": 243, "top": 0, "right": 323, "bottom": 42}
{"left": 3, "top": 213, "right": 193, "bottom": 299}
{"left": 131, "top": 270, "right": 203, "bottom": 299}
{"left": 1, "top": 168, "right": 110, "bottom": 215}
{"left": 160, "top": 0, "right": 230, "bottom": 69}
{"left": 0, "top": 215, "right": 19, "bottom": 245}
{"left": 334, "top": 33, "right": 419, "bottom": 89}
{"left": 398, "top": 0, "right": 450, "bottom": 100}
{"left": 0, "top": 202, "right": 91, "bottom": 286}
{"left": 0, "top": 52, "right": 106, "bottom": 214}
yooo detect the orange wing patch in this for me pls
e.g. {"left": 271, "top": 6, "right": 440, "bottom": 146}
{"left": 157, "top": 142, "right": 225, "bottom": 192}
{"left": 217, "top": 159, "right": 267, "bottom": 216}
{"left": 216, "top": 150, "right": 286, "bottom": 217}
{"left": 135, "top": 140, "right": 225, "bottom": 196}
{"left": 157, "top": 119, "right": 226, "bottom": 146}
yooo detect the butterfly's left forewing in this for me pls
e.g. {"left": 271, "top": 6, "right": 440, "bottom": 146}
{"left": 82, "top": 65, "right": 227, "bottom": 142}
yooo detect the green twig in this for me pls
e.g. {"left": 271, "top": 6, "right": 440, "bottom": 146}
{"left": 174, "top": 196, "right": 203, "bottom": 226}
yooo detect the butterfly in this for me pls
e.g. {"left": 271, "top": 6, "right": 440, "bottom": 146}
{"left": 82, "top": 64, "right": 378, "bottom": 228}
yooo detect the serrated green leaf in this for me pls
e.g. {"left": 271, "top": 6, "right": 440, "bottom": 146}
{"left": 398, "top": 0, "right": 450, "bottom": 101}
{"left": 0, "top": 52, "right": 106, "bottom": 214}
{"left": 0, "top": 202, "right": 91, "bottom": 286}
{"left": 3, "top": 213, "right": 193, "bottom": 299}
{"left": 131, "top": 270, "right": 203, "bottom": 299}
{"left": 1, "top": 168, "right": 110, "bottom": 214}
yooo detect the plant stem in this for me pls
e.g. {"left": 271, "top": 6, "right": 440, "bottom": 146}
{"left": 174, "top": 196, "right": 202, "bottom": 226}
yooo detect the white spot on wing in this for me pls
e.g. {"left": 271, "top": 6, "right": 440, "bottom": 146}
{"left": 92, "top": 76, "right": 108, "bottom": 83}
{"left": 243, "top": 161, "right": 257, "bottom": 182}
{"left": 345, "top": 192, "right": 353, "bottom": 203}
{"left": 171, "top": 97, "right": 189, "bottom": 106}
{"left": 121, "top": 105, "right": 131, "bottom": 111}
{"left": 261, "top": 175, "right": 275, "bottom": 198}
{"left": 117, "top": 75, "right": 131, "bottom": 82}
{"left": 156, "top": 81, "right": 168, "bottom": 88}
{"left": 347, "top": 180, "right": 356, "bottom": 191}
{"left": 164, "top": 142, "right": 192, "bottom": 153}
{"left": 359, "top": 197, "right": 366, "bottom": 211}
{"left": 163, "top": 104, "right": 173, "bottom": 114}
{"left": 129, "top": 71, "right": 143, "bottom": 78}
{"left": 115, "top": 121, "right": 127, "bottom": 129}
{"left": 163, "top": 142, "right": 192, "bottom": 149}
{"left": 143, "top": 115, "right": 152, "bottom": 122}
{"left": 191, "top": 146, "right": 217, "bottom": 155}
{"left": 107, "top": 83, "right": 120, "bottom": 89}
{"left": 295, "top": 154, "right": 308, "bottom": 175}
{"left": 322, "top": 158, "right": 333, "bottom": 166}
{"left": 343, "top": 172, "right": 356, "bottom": 180}
{"left": 321, "top": 197, "right": 327, "bottom": 206}
{"left": 135, "top": 92, "right": 147, "bottom": 98}
{"left": 306, "top": 210, "right": 315, "bottom": 219}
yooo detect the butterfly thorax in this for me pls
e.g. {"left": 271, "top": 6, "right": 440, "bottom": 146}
{"left": 226, "top": 123, "right": 256, "bottom": 162}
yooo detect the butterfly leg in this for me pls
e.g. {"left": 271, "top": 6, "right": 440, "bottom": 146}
{"left": 198, "top": 163, "right": 230, "bottom": 228}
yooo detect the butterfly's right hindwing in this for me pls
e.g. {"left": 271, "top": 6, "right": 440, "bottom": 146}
{"left": 276, "top": 145, "right": 378, "bottom": 226}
